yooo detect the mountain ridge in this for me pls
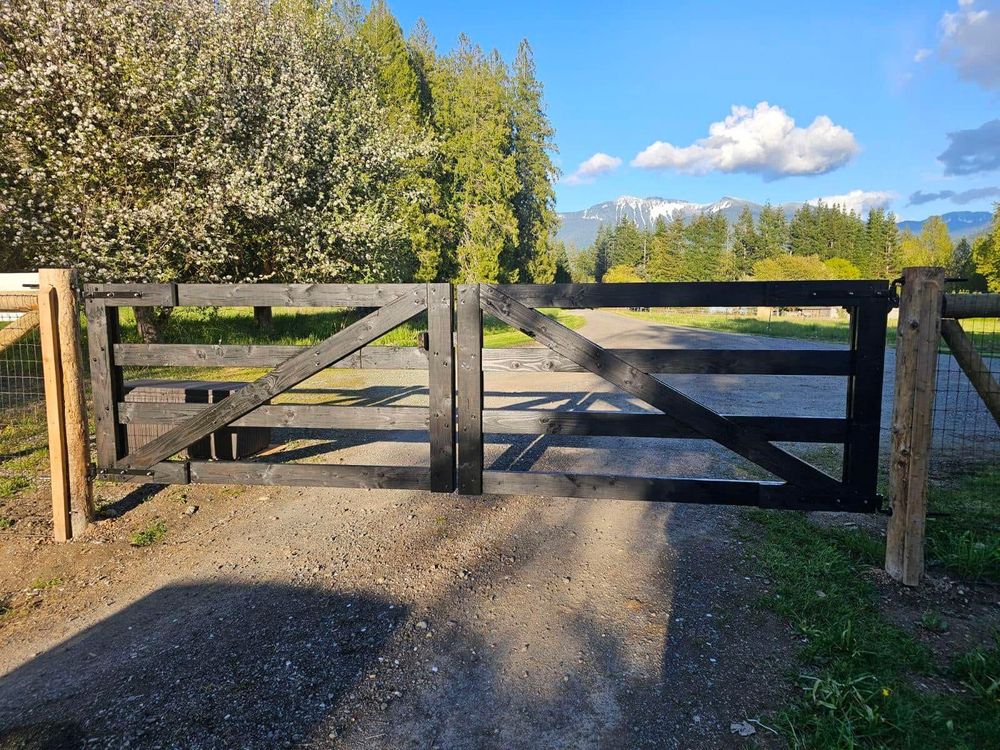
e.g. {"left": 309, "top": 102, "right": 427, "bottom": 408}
{"left": 556, "top": 196, "right": 993, "bottom": 250}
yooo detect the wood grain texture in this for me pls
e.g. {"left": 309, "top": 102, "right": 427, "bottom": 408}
{"left": 176, "top": 283, "right": 421, "bottom": 308}
{"left": 85, "top": 300, "right": 126, "bottom": 467}
{"left": 885, "top": 267, "right": 945, "bottom": 586}
{"left": 842, "top": 298, "right": 890, "bottom": 498}
{"left": 482, "top": 347, "right": 853, "bottom": 375}
{"left": 48, "top": 270, "right": 95, "bottom": 534}
{"left": 427, "top": 283, "right": 455, "bottom": 491}
{"left": 480, "top": 285, "right": 854, "bottom": 503}
{"left": 113, "top": 343, "right": 428, "bottom": 369}
{"left": 942, "top": 293, "right": 1000, "bottom": 319}
{"left": 456, "top": 285, "right": 483, "bottom": 495}
{"left": 482, "top": 409, "right": 848, "bottom": 442}
{"left": 119, "top": 402, "right": 430, "bottom": 431}
{"left": 38, "top": 284, "right": 70, "bottom": 541}
{"left": 118, "top": 288, "right": 427, "bottom": 470}
{"left": 82, "top": 283, "right": 176, "bottom": 306}
{"left": 188, "top": 461, "right": 429, "bottom": 490}
{"left": 499, "top": 280, "right": 889, "bottom": 309}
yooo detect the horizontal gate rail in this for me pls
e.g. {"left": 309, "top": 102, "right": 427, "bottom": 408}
{"left": 501, "top": 280, "right": 891, "bottom": 309}
{"left": 113, "top": 344, "right": 429, "bottom": 369}
{"left": 481, "top": 348, "right": 854, "bottom": 375}
{"left": 119, "top": 403, "right": 431, "bottom": 430}
{"left": 482, "top": 410, "right": 848, "bottom": 442}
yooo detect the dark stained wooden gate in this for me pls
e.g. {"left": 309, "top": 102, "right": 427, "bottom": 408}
{"left": 456, "top": 281, "right": 892, "bottom": 512}
{"left": 85, "top": 280, "right": 892, "bottom": 512}
{"left": 84, "top": 283, "right": 455, "bottom": 492}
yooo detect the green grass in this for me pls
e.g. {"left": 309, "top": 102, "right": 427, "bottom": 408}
{"left": 129, "top": 520, "right": 167, "bottom": 547}
{"left": 0, "top": 407, "right": 48, "bottom": 501}
{"left": 748, "top": 509, "right": 1000, "bottom": 748}
{"left": 925, "top": 468, "right": 1000, "bottom": 582}
{"left": 0, "top": 517, "right": 14, "bottom": 531}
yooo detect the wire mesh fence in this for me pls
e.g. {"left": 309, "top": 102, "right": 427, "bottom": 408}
{"left": 931, "top": 298, "right": 1000, "bottom": 527}
{"left": 0, "top": 292, "right": 48, "bottom": 505}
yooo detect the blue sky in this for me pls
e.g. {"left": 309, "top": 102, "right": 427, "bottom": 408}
{"left": 385, "top": 0, "right": 1000, "bottom": 219}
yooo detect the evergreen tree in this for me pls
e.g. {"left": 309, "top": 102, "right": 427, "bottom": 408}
{"left": 758, "top": 203, "right": 790, "bottom": 257}
{"left": 431, "top": 37, "right": 519, "bottom": 282}
{"left": 861, "top": 208, "right": 900, "bottom": 278}
{"left": 973, "top": 205, "right": 1000, "bottom": 291}
{"left": 732, "top": 205, "right": 761, "bottom": 277}
{"left": 647, "top": 215, "right": 685, "bottom": 281}
{"left": 510, "top": 40, "right": 559, "bottom": 282}
{"left": 592, "top": 224, "right": 613, "bottom": 282}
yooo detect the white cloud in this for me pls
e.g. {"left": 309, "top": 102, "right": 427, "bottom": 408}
{"left": 631, "top": 102, "right": 858, "bottom": 179}
{"left": 914, "top": 48, "right": 932, "bottom": 62}
{"left": 807, "top": 189, "right": 896, "bottom": 216}
{"left": 939, "top": 1, "right": 1000, "bottom": 89}
{"left": 562, "top": 152, "right": 623, "bottom": 185}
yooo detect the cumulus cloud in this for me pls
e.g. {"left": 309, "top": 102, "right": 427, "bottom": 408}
{"left": 631, "top": 102, "right": 858, "bottom": 179}
{"left": 807, "top": 190, "right": 895, "bottom": 216}
{"left": 939, "top": 1, "right": 1000, "bottom": 89}
{"left": 938, "top": 119, "right": 1000, "bottom": 175}
{"left": 909, "top": 186, "right": 1000, "bottom": 205}
{"left": 562, "top": 152, "right": 623, "bottom": 185}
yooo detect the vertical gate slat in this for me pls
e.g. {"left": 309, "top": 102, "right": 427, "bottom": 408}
{"left": 843, "top": 297, "right": 890, "bottom": 498}
{"left": 456, "top": 285, "right": 483, "bottom": 495}
{"left": 85, "top": 299, "right": 127, "bottom": 466}
{"left": 427, "top": 283, "right": 455, "bottom": 492}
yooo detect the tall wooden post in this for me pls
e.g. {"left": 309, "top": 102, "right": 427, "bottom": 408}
{"left": 885, "top": 267, "right": 945, "bottom": 586}
{"left": 38, "top": 269, "right": 94, "bottom": 541}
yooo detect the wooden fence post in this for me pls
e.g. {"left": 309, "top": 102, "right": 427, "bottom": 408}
{"left": 38, "top": 269, "right": 93, "bottom": 541}
{"left": 885, "top": 267, "right": 945, "bottom": 586}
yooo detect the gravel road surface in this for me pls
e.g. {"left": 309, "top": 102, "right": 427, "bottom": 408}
{"left": 2, "top": 308, "right": 986, "bottom": 749}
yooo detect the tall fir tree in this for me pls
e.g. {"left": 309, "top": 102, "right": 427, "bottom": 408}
{"left": 511, "top": 40, "right": 559, "bottom": 283}
{"left": 732, "top": 205, "right": 761, "bottom": 277}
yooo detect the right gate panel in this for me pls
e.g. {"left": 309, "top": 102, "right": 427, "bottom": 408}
{"left": 456, "top": 281, "right": 892, "bottom": 512}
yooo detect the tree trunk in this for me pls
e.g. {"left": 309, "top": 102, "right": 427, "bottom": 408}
{"left": 254, "top": 306, "right": 273, "bottom": 330}
{"left": 134, "top": 307, "right": 163, "bottom": 344}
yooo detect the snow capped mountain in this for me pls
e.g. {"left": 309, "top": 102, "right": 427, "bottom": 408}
{"left": 556, "top": 196, "right": 992, "bottom": 250}
{"left": 558, "top": 195, "right": 794, "bottom": 248}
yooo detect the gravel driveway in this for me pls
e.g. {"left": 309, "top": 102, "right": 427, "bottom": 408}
{"left": 0, "top": 308, "right": 988, "bottom": 749}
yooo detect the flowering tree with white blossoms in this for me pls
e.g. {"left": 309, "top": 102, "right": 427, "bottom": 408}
{"left": 0, "top": 0, "right": 421, "bottom": 295}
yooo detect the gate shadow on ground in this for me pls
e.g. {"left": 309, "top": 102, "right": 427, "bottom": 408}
{"left": 0, "top": 583, "right": 405, "bottom": 749}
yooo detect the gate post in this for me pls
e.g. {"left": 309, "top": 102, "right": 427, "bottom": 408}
{"left": 456, "top": 285, "right": 483, "bottom": 495}
{"left": 38, "top": 269, "right": 94, "bottom": 541}
{"left": 885, "top": 267, "right": 945, "bottom": 586}
{"left": 427, "top": 283, "right": 455, "bottom": 492}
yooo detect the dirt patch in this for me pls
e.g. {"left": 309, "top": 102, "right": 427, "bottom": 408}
{"left": 1, "top": 479, "right": 799, "bottom": 749}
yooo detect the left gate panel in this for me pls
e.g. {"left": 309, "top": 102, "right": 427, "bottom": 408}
{"left": 84, "top": 283, "right": 455, "bottom": 492}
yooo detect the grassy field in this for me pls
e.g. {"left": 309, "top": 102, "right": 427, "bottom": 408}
{"left": 747, "top": 468, "right": 1000, "bottom": 748}
{"left": 618, "top": 308, "right": 1000, "bottom": 352}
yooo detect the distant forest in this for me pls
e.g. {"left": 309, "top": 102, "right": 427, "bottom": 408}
{"left": 570, "top": 202, "right": 1000, "bottom": 290}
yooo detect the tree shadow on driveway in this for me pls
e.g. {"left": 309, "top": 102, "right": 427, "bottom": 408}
{"left": 0, "top": 583, "right": 405, "bottom": 749}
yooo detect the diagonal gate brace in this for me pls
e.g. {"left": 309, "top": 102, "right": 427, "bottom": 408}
{"left": 118, "top": 288, "right": 428, "bottom": 470}
{"left": 479, "top": 285, "right": 858, "bottom": 502}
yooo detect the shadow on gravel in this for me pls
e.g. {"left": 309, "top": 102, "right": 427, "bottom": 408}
{"left": 0, "top": 583, "right": 405, "bottom": 749}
